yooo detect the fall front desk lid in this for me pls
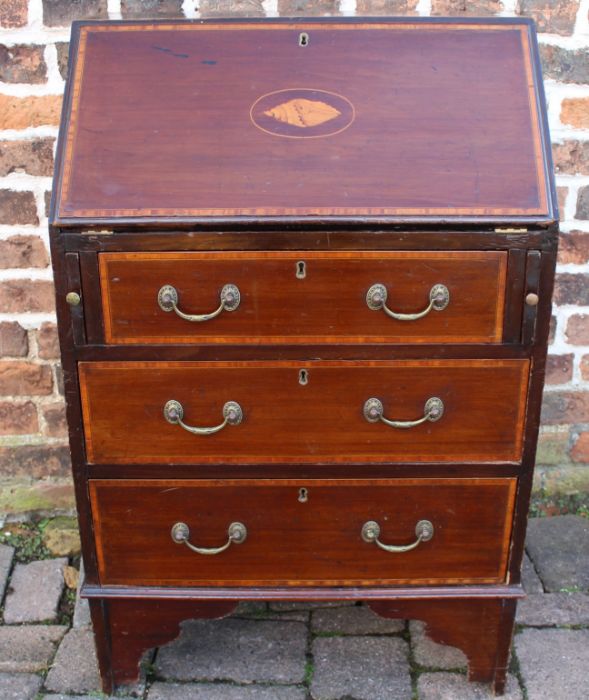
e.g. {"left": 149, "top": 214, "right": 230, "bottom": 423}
{"left": 53, "top": 19, "right": 556, "bottom": 228}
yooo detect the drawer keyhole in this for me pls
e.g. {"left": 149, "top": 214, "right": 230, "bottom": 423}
{"left": 298, "top": 487, "right": 309, "bottom": 502}
{"left": 298, "top": 32, "right": 309, "bottom": 47}
{"left": 296, "top": 260, "right": 306, "bottom": 279}
{"left": 299, "top": 369, "right": 309, "bottom": 385}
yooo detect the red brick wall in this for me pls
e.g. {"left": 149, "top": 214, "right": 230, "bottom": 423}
{"left": 1, "top": 0, "right": 588, "bottom": 518}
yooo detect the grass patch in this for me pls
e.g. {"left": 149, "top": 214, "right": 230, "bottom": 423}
{"left": 0, "top": 521, "right": 51, "bottom": 563}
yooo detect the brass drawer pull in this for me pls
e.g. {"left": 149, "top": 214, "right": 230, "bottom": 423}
{"left": 164, "top": 399, "right": 243, "bottom": 435}
{"left": 171, "top": 521, "right": 247, "bottom": 555}
{"left": 366, "top": 283, "right": 449, "bottom": 320}
{"left": 361, "top": 519, "right": 434, "bottom": 553}
{"left": 364, "top": 396, "right": 444, "bottom": 429}
{"left": 158, "top": 283, "right": 240, "bottom": 322}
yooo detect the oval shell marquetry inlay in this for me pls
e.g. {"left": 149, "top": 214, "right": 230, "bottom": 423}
{"left": 250, "top": 88, "right": 355, "bottom": 139}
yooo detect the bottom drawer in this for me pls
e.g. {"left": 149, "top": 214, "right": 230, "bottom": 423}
{"left": 90, "top": 478, "right": 516, "bottom": 587}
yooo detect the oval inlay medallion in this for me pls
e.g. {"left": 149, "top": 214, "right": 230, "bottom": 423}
{"left": 250, "top": 88, "right": 355, "bottom": 139}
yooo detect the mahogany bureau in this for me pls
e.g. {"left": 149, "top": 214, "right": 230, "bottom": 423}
{"left": 50, "top": 17, "right": 558, "bottom": 695}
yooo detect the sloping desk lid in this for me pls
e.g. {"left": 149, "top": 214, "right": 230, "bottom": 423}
{"left": 52, "top": 18, "right": 556, "bottom": 228}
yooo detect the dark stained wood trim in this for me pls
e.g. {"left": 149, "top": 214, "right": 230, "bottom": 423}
{"left": 65, "top": 253, "right": 85, "bottom": 345}
{"left": 503, "top": 249, "right": 526, "bottom": 343}
{"left": 80, "top": 251, "right": 104, "bottom": 344}
{"left": 522, "top": 250, "right": 542, "bottom": 345}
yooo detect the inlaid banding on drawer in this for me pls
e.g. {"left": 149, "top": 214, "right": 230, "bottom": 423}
{"left": 99, "top": 251, "right": 507, "bottom": 345}
{"left": 79, "top": 359, "right": 529, "bottom": 464}
{"left": 89, "top": 477, "right": 517, "bottom": 586}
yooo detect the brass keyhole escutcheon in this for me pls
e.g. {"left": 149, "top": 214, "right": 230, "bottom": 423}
{"left": 298, "top": 487, "right": 309, "bottom": 503}
{"left": 299, "top": 32, "right": 309, "bottom": 47}
{"left": 296, "top": 260, "right": 306, "bottom": 279}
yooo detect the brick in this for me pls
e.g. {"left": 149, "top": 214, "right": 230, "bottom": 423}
{"left": 41, "top": 401, "right": 68, "bottom": 437}
{"left": 0, "top": 138, "right": 54, "bottom": 177}
{"left": 0, "top": 361, "right": 53, "bottom": 395}
{"left": 311, "top": 605, "right": 404, "bottom": 634}
{"left": 0, "top": 280, "right": 55, "bottom": 313}
{"left": 554, "top": 274, "right": 589, "bottom": 306}
{"left": 0, "top": 44, "right": 47, "bottom": 84}
{"left": 516, "top": 629, "right": 589, "bottom": 699}
{"left": 312, "top": 636, "right": 411, "bottom": 700}
{"left": 565, "top": 314, "right": 589, "bottom": 345}
{"left": 571, "top": 431, "right": 589, "bottom": 462}
{"left": 0, "top": 94, "right": 62, "bottom": 130}
{"left": 0, "top": 673, "right": 42, "bottom": 700}
{"left": 557, "top": 185, "right": 568, "bottom": 215}
{"left": 561, "top": 98, "right": 589, "bottom": 129}
{"left": 0, "top": 1, "right": 28, "bottom": 28}
{"left": 553, "top": 141, "right": 589, "bottom": 176}
{"left": 410, "top": 619, "right": 467, "bottom": 669}
{"left": 55, "top": 42, "right": 68, "bottom": 80}
{"left": 517, "top": 593, "right": 589, "bottom": 626}
{"left": 549, "top": 314, "right": 556, "bottom": 344}
{"left": 516, "top": 0, "right": 579, "bottom": 36}
{"left": 536, "top": 429, "right": 570, "bottom": 465}
{"left": 200, "top": 0, "right": 265, "bottom": 16}
{"left": 539, "top": 45, "right": 589, "bottom": 84}
{"left": 0, "top": 401, "right": 38, "bottom": 435}
{"left": 0, "top": 322, "right": 28, "bottom": 357}
{"left": 0, "top": 236, "right": 48, "bottom": 269}
{"left": 278, "top": 0, "right": 339, "bottom": 14}
{"left": 37, "top": 322, "right": 60, "bottom": 359}
{"left": 0, "top": 444, "right": 71, "bottom": 478}
{"left": 45, "top": 627, "right": 103, "bottom": 694}
{"left": 3, "top": 557, "right": 67, "bottom": 623}
{"left": 0, "top": 544, "right": 14, "bottom": 601}
{"left": 576, "top": 185, "right": 589, "bottom": 219}
{"left": 357, "top": 0, "right": 418, "bottom": 14}
{"left": 419, "top": 672, "right": 522, "bottom": 699}
{"left": 581, "top": 354, "right": 589, "bottom": 380}
{"left": 558, "top": 231, "right": 589, "bottom": 264}
{"left": 0, "top": 190, "right": 38, "bottom": 225}
{"left": 0, "top": 625, "right": 67, "bottom": 672}
{"left": 545, "top": 353, "right": 573, "bottom": 384}
{"left": 121, "top": 0, "right": 183, "bottom": 17}
{"left": 431, "top": 0, "right": 501, "bottom": 15}
{"left": 0, "top": 477, "right": 75, "bottom": 516}
{"left": 156, "top": 619, "right": 307, "bottom": 683}
{"left": 541, "top": 391, "right": 589, "bottom": 425}
{"left": 43, "top": 0, "right": 107, "bottom": 27}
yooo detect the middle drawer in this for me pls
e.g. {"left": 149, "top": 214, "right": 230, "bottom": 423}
{"left": 79, "top": 359, "right": 529, "bottom": 464}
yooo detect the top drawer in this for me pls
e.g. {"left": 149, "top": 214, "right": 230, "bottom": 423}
{"left": 99, "top": 251, "right": 507, "bottom": 345}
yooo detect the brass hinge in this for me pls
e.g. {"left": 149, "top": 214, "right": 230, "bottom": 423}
{"left": 494, "top": 227, "right": 528, "bottom": 233}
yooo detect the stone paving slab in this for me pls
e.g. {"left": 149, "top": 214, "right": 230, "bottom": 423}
{"left": 0, "top": 624, "right": 66, "bottom": 672}
{"left": 312, "top": 605, "right": 404, "bottom": 635}
{"left": 525, "top": 515, "right": 589, "bottom": 592}
{"left": 311, "top": 635, "right": 411, "bottom": 700}
{"left": 147, "top": 682, "right": 307, "bottom": 699}
{"left": 418, "top": 672, "right": 522, "bottom": 699}
{"left": 0, "top": 671, "right": 42, "bottom": 699}
{"left": 0, "top": 543, "right": 14, "bottom": 602}
{"left": 515, "top": 628, "right": 589, "bottom": 699}
{"left": 269, "top": 601, "right": 355, "bottom": 612}
{"left": 155, "top": 619, "right": 307, "bottom": 684}
{"left": 44, "top": 627, "right": 101, "bottom": 695}
{"left": 410, "top": 620, "right": 467, "bottom": 670}
{"left": 73, "top": 558, "right": 91, "bottom": 628}
{"left": 521, "top": 552, "right": 543, "bottom": 593}
{"left": 516, "top": 592, "right": 589, "bottom": 625}
{"left": 3, "top": 557, "right": 67, "bottom": 623}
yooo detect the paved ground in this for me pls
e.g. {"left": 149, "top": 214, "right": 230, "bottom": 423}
{"left": 0, "top": 515, "right": 588, "bottom": 699}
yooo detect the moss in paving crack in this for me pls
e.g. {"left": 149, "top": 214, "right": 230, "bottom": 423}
{"left": 509, "top": 637, "right": 529, "bottom": 700}
{"left": 56, "top": 586, "right": 76, "bottom": 626}
{"left": 304, "top": 658, "right": 314, "bottom": 685}
{"left": 0, "top": 522, "right": 51, "bottom": 563}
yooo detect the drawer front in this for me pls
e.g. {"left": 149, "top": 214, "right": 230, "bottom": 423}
{"left": 79, "top": 359, "right": 528, "bottom": 464}
{"left": 99, "top": 251, "right": 507, "bottom": 344}
{"left": 90, "top": 478, "right": 517, "bottom": 586}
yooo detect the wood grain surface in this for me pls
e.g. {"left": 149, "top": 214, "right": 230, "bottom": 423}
{"left": 99, "top": 251, "right": 507, "bottom": 344}
{"left": 89, "top": 477, "right": 516, "bottom": 586}
{"left": 79, "top": 359, "right": 529, "bottom": 464}
{"left": 54, "top": 19, "right": 552, "bottom": 224}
